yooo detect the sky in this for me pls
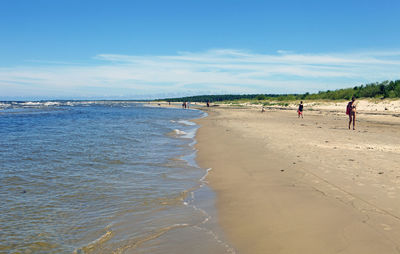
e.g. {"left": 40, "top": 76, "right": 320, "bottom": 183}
{"left": 1, "top": 0, "right": 399, "bottom": 100}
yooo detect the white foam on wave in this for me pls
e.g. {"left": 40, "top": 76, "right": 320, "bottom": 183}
{"left": 182, "top": 166, "right": 237, "bottom": 254}
{"left": 177, "top": 120, "right": 196, "bottom": 126}
{"left": 65, "top": 101, "right": 76, "bottom": 106}
{"left": 183, "top": 128, "right": 197, "bottom": 139}
{"left": 173, "top": 128, "right": 198, "bottom": 139}
{"left": 200, "top": 168, "right": 212, "bottom": 184}
{"left": 20, "top": 101, "right": 41, "bottom": 106}
{"left": 0, "top": 102, "right": 10, "bottom": 109}
{"left": 43, "top": 101, "right": 60, "bottom": 106}
{"left": 174, "top": 129, "right": 187, "bottom": 135}
{"left": 10, "top": 101, "right": 62, "bottom": 108}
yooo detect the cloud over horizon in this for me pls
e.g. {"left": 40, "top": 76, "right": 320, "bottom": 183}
{"left": 1, "top": 49, "right": 400, "bottom": 99}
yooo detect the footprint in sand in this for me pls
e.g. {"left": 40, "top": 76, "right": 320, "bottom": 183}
{"left": 380, "top": 224, "right": 392, "bottom": 231}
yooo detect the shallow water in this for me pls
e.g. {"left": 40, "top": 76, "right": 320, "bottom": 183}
{"left": 0, "top": 101, "right": 234, "bottom": 253}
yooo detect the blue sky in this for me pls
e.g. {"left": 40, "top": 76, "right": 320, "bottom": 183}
{"left": 1, "top": 0, "right": 399, "bottom": 99}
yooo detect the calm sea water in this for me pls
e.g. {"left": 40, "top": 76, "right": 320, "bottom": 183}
{"left": 0, "top": 101, "right": 234, "bottom": 254}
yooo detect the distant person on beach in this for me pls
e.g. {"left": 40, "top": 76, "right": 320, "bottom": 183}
{"left": 297, "top": 101, "right": 303, "bottom": 118}
{"left": 182, "top": 102, "right": 186, "bottom": 109}
{"left": 261, "top": 106, "right": 265, "bottom": 113}
{"left": 347, "top": 97, "right": 357, "bottom": 130}
{"left": 187, "top": 102, "right": 190, "bottom": 109}
{"left": 206, "top": 101, "right": 210, "bottom": 107}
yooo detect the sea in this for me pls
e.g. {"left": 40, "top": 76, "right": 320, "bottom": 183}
{"left": 0, "top": 101, "right": 234, "bottom": 254}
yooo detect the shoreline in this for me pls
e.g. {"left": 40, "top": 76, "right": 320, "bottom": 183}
{"left": 194, "top": 104, "right": 400, "bottom": 253}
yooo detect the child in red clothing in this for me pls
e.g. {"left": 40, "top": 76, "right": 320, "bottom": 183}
{"left": 298, "top": 101, "right": 304, "bottom": 118}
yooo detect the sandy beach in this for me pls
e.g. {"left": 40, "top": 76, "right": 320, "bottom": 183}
{"left": 194, "top": 101, "right": 400, "bottom": 253}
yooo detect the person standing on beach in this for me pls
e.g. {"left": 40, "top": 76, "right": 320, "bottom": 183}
{"left": 298, "top": 101, "right": 304, "bottom": 118}
{"left": 347, "top": 96, "right": 357, "bottom": 130}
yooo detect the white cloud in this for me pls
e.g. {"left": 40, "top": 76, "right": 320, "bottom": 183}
{"left": 1, "top": 49, "right": 400, "bottom": 99}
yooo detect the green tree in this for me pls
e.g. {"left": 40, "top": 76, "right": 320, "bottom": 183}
{"left": 256, "top": 94, "right": 267, "bottom": 100}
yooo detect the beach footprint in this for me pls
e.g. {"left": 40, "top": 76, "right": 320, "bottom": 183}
{"left": 387, "top": 192, "right": 397, "bottom": 199}
{"left": 380, "top": 223, "right": 392, "bottom": 231}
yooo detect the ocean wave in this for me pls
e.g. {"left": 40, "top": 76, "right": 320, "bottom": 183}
{"left": 184, "top": 129, "right": 197, "bottom": 139}
{"left": 171, "top": 128, "right": 198, "bottom": 139}
{"left": 173, "top": 129, "right": 187, "bottom": 136}
{"left": 0, "top": 102, "right": 11, "bottom": 109}
{"left": 182, "top": 166, "right": 237, "bottom": 254}
{"left": 177, "top": 120, "right": 196, "bottom": 126}
{"left": 74, "top": 230, "right": 114, "bottom": 254}
{"left": 0, "top": 100, "right": 159, "bottom": 111}
{"left": 111, "top": 224, "right": 190, "bottom": 254}
{"left": 43, "top": 101, "right": 60, "bottom": 107}
{"left": 20, "top": 101, "right": 42, "bottom": 106}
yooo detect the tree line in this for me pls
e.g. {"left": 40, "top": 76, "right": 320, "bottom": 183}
{"left": 158, "top": 80, "right": 400, "bottom": 102}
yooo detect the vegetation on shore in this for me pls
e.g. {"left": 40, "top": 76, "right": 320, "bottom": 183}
{"left": 159, "top": 80, "right": 400, "bottom": 103}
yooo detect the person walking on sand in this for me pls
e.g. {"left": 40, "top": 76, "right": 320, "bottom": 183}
{"left": 297, "top": 101, "right": 304, "bottom": 118}
{"left": 347, "top": 96, "right": 357, "bottom": 130}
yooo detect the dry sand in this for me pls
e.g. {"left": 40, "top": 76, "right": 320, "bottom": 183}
{"left": 194, "top": 103, "right": 400, "bottom": 254}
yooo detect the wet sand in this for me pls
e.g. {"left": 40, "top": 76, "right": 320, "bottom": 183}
{"left": 195, "top": 105, "right": 400, "bottom": 254}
